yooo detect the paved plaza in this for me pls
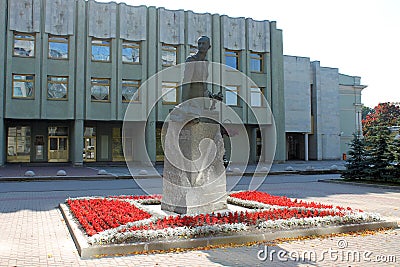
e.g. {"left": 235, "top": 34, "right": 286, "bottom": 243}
{"left": 0, "top": 165, "right": 399, "bottom": 266}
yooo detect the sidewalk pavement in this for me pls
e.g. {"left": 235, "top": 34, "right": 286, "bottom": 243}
{"left": 0, "top": 170, "right": 398, "bottom": 266}
{"left": 0, "top": 160, "right": 346, "bottom": 181}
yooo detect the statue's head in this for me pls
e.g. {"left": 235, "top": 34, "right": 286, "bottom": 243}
{"left": 197, "top": 36, "right": 211, "bottom": 53}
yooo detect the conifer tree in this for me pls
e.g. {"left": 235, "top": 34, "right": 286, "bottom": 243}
{"left": 342, "top": 134, "right": 367, "bottom": 179}
{"left": 367, "top": 127, "right": 393, "bottom": 181}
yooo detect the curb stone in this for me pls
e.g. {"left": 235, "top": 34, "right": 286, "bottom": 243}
{"left": 59, "top": 203, "right": 398, "bottom": 259}
{"left": 319, "top": 179, "right": 400, "bottom": 191}
{"left": 0, "top": 170, "right": 344, "bottom": 182}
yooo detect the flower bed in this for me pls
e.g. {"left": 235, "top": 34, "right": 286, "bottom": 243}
{"left": 65, "top": 191, "right": 380, "bottom": 245}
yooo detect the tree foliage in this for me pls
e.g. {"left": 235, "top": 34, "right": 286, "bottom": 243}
{"left": 344, "top": 103, "right": 400, "bottom": 182}
{"left": 362, "top": 105, "right": 375, "bottom": 121}
{"left": 362, "top": 102, "right": 400, "bottom": 137}
{"left": 342, "top": 134, "right": 368, "bottom": 179}
{"left": 364, "top": 127, "right": 394, "bottom": 181}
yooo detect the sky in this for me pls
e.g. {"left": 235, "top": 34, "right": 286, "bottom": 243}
{"left": 97, "top": 0, "right": 400, "bottom": 108}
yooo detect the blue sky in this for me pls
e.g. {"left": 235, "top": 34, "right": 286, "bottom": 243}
{"left": 98, "top": 0, "right": 400, "bottom": 108}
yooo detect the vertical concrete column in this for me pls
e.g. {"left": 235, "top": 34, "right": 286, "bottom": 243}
{"left": 75, "top": 0, "right": 86, "bottom": 120}
{"left": 304, "top": 133, "right": 309, "bottom": 161}
{"left": 211, "top": 14, "right": 221, "bottom": 106}
{"left": 0, "top": 0, "right": 6, "bottom": 166}
{"left": 0, "top": 122, "right": 4, "bottom": 166}
{"left": 310, "top": 61, "right": 322, "bottom": 160}
{"left": 145, "top": 6, "right": 157, "bottom": 164}
{"left": 269, "top": 22, "right": 285, "bottom": 162}
{"left": 73, "top": 119, "right": 84, "bottom": 166}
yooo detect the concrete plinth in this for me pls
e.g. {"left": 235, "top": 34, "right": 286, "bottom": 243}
{"left": 161, "top": 121, "right": 227, "bottom": 214}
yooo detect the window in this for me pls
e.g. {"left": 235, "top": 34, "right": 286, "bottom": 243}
{"left": 47, "top": 76, "right": 68, "bottom": 100}
{"left": 13, "top": 33, "right": 35, "bottom": 57}
{"left": 225, "top": 85, "right": 239, "bottom": 106}
{"left": 83, "top": 127, "right": 96, "bottom": 162}
{"left": 250, "top": 87, "right": 264, "bottom": 107}
{"left": 91, "top": 38, "right": 111, "bottom": 61}
{"left": 48, "top": 35, "right": 69, "bottom": 59}
{"left": 189, "top": 46, "right": 197, "bottom": 56}
{"left": 162, "top": 44, "right": 177, "bottom": 66}
{"left": 225, "top": 50, "right": 239, "bottom": 70}
{"left": 122, "top": 79, "right": 140, "bottom": 102}
{"left": 122, "top": 41, "right": 140, "bottom": 63}
{"left": 112, "top": 127, "right": 133, "bottom": 161}
{"left": 13, "top": 74, "right": 34, "bottom": 99}
{"left": 162, "top": 82, "right": 178, "bottom": 104}
{"left": 250, "top": 52, "right": 263, "bottom": 72}
{"left": 91, "top": 78, "right": 110, "bottom": 102}
{"left": 7, "top": 126, "right": 31, "bottom": 162}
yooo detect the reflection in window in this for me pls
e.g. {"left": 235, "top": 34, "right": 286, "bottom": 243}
{"left": 225, "top": 50, "right": 239, "bottom": 70}
{"left": 83, "top": 127, "right": 96, "bottom": 162}
{"left": 250, "top": 87, "right": 264, "bottom": 107}
{"left": 112, "top": 128, "right": 124, "bottom": 161}
{"left": 225, "top": 85, "right": 239, "bottom": 106}
{"left": 250, "top": 52, "right": 263, "bottom": 72}
{"left": 162, "top": 44, "right": 177, "bottom": 66}
{"left": 92, "top": 38, "right": 111, "bottom": 61}
{"left": 48, "top": 76, "right": 68, "bottom": 100}
{"left": 162, "top": 82, "right": 178, "bottom": 104}
{"left": 7, "top": 126, "right": 31, "bottom": 162}
{"left": 48, "top": 35, "right": 68, "bottom": 59}
{"left": 91, "top": 78, "right": 110, "bottom": 101}
{"left": 122, "top": 79, "right": 140, "bottom": 102}
{"left": 122, "top": 41, "right": 140, "bottom": 63}
{"left": 48, "top": 126, "right": 68, "bottom": 136}
{"left": 13, "top": 33, "right": 35, "bottom": 57}
{"left": 13, "top": 74, "right": 34, "bottom": 98}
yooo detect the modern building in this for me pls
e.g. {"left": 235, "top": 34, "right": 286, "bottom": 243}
{"left": 284, "top": 56, "right": 365, "bottom": 160}
{"left": 0, "top": 0, "right": 365, "bottom": 166}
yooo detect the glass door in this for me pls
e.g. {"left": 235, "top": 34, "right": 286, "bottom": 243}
{"left": 48, "top": 127, "right": 69, "bottom": 162}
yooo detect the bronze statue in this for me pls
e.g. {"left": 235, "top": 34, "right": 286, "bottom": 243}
{"left": 181, "top": 36, "right": 222, "bottom": 108}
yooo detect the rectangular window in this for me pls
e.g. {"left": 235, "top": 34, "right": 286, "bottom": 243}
{"left": 112, "top": 128, "right": 124, "bottom": 162}
{"left": 250, "top": 87, "right": 265, "bottom": 107}
{"left": 7, "top": 126, "right": 31, "bottom": 162}
{"left": 225, "top": 85, "right": 239, "bottom": 106}
{"left": 91, "top": 78, "right": 110, "bottom": 102}
{"left": 91, "top": 38, "right": 111, "bottom": 62}
{"left": 162, "top": 44, "right": 177, "bottom": 66}
{"left": 225, "top": 50, "right": 239, "bottom": 70}
{"left": 83, "top": 127, "right": 96, "bottom": 162}
{"left": 162, "top": 81, "right": 178, "bottom": 104}
{"left": 13, "top": 74, "right": 34, "bottom": 99}
{"left": 122, "top": 41, "right": 140, "bottom": 63}
{"left": 122, "top": 79, "right": 140, "bottom": 102}
{"left": 13, "top": 33, "right": 35, "bottom": 57}
{"left": 48, "top": 35, "right": 69, "bottom": 59}
{"left": 250, "top": 52, "right": 263, "bottom": 72}
{"left": 48, "top": 76, "right": 68, "bottom": 100}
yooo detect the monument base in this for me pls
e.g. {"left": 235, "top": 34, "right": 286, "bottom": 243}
{"left": 161, "top": 121, "right": 227, "bottom": 214}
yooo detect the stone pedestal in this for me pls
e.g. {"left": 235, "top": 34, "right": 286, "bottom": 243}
{"left": 161, "top": 121, "right": 227, "bottom": 214}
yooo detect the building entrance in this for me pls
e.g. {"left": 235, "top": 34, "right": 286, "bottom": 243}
{"left": 48, "top": 127, "right": 69, "bottom": 162}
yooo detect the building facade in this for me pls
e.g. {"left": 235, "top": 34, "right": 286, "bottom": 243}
{"left": 284, "top": 56, "right": 365, "bottom": 160}
{"left": 0, "top": 0, "right": 364, "bottom": 166}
